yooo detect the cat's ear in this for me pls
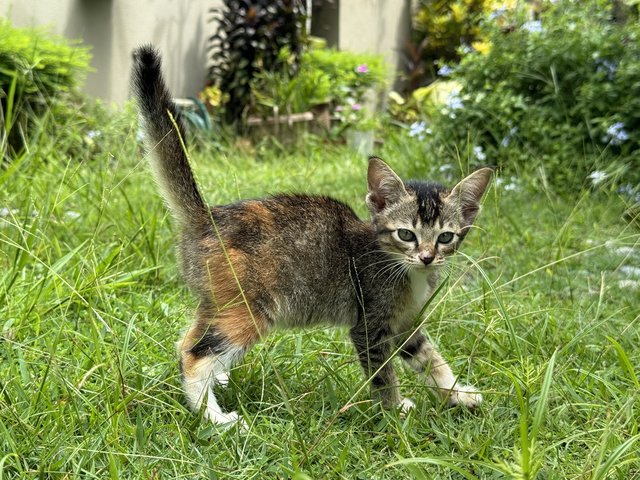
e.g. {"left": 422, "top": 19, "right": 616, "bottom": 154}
{"left": 447, "top": 168, "right": 493, "bottom": 226}
{"left": 366, "top": 157, "right": 408, "bottom": 213}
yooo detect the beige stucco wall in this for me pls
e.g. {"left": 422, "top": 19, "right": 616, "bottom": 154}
{"left": 1, "top": 0, "right": 410, "bottom": 103}
{"left": 1, "top": 0, "right": 217, "bottom": 103}
{"left": 338, "top": 0, "right": 411, "bottom": 84}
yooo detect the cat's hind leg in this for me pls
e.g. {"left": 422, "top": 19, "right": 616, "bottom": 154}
{"left": 179, "top": 342, "right": 244, "bottom": 425}
{"left": 399, "top": 330, "right": 482, "bottom": 409}
{"left": 177, "top": 304, "right": 266, "bottom": 426}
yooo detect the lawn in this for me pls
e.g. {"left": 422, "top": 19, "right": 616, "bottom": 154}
{"left": 0, "top": 108, "right": 638, "bottom": 479}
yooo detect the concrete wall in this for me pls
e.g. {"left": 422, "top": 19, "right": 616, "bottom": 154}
{"left": 338, "top": 0, "right": 411, "bottom": 86}
{"left": 1, "top": 0, "right": 409, "bottom": 103}
{"left": 0, "top": 0, "right": 217, "bottom": 103}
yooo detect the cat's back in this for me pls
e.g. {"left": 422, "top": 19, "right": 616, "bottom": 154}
{"left": 212, "top": 193, "right": 365, "bottom": 249}
{"left": 180, "top": 194, "right": 375, "bottom": 325}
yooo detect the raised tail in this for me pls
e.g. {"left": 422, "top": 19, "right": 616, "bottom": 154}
{"left": 131, "top": 45, "right": 208, "bottom": 228}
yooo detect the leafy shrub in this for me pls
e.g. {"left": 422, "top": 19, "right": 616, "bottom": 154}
{"left": 0, "top": 19, "right": 91, "bottom": 157}
{"left": 207, "top": 0, "right": 307, "bottom": 125}
{"left": 412, "top": 0, "right": 640, "bottom": 190}
{"left": 250, "top": 42, "right": 387, "bottom": 134}
{"left": 407, "top": 0, "right": 499, "bottom": 89}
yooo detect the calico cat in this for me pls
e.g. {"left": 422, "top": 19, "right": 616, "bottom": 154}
{"left": 132, "top": 45, "right": 492, "bottom": 426}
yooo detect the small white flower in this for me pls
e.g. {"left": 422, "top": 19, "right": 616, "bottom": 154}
{"left": 472, "top": 145, "right": 486, "bottom": 161}
{"left": 620, "top": 265, "right": 640, "bottom": 278}
{"left": 589, "top": 170, "right": 607, "bottom": 185}
{"left": 522, "top": 20, "right": 543, "bottom": 33}
{"left": 65, "top": 211, "right": 81, "bottom": 220}
{"left": 496, "top": 176, "right": 520, "bottom": 192}
{"left": 618, "top": 279, "right": 640, "bottom": 290}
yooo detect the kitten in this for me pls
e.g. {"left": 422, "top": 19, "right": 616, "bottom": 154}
{"left": 132, "top": 45, "right": 492, "bottom": 426}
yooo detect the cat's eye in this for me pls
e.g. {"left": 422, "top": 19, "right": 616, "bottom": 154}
{"left": 397, "top": 229, "right": 416, "bottom": 242}
{"left": 437, "top": 232, "right": 455, "bottom": 244}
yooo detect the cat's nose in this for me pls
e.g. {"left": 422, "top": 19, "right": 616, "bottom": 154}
{"left": 418, "top": 252, "right": 434, "bottom": 265}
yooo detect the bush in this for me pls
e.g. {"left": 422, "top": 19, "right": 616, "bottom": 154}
{"left": 251, "top": 43, "right": 387, "bottom": 120}
{"left": 406, "top": 0, "right": 498, "bottom": 89}
{"left": 207, "top": 0, "right": 307, "bottom": 125}
{"left": 410, "top": 0, "right": 640, "bottom": 190}
{"left": 0, "top": 20, "right": 91, "bottom": 157}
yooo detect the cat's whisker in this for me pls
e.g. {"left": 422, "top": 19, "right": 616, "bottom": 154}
{"left": 359, "top": 254, "right": 406, "bottom": 272}
{"left": 372, "top": 261, "right": 405, "bottom": 283}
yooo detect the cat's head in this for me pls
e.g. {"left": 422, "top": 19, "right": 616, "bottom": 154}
{"left": 366, "top": 157, "right": 492, "bottom": 269}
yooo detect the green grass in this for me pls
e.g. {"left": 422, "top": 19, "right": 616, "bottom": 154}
{"left": 0, "top": 107, "right": 638, "bottom": 479}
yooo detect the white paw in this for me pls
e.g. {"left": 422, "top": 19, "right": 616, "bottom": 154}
{"left": 215, "top": 372, "right": 230, "bottom": 387}
{"left": 447, "top": 384, "right": 482, "bottom": 409}
{"left": 399, "top": 397, "right": 416, "bottom": 414}
{"left": 206, "top": 409, "right": 247, "bottom": 429}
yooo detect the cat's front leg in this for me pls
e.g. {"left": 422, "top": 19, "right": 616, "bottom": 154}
{"left": 349, "top": 322, "right": 409, "bottom": 410}
{"left": 398, "top": 330, "right": 482, "bottom": 409}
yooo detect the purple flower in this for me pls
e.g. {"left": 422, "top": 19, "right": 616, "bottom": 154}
{"left": 351, "top": 103, "right": 362, "bottom": 111}
{"left": 356, "top": 64, "right": 368, "bottom": 74}
{"left": 335, "top": 105, "right": 344, "bottom": 112}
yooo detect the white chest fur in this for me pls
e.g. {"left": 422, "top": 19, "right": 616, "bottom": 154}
{"left": 406, "top": 269, "right": 435, "bottom": 320}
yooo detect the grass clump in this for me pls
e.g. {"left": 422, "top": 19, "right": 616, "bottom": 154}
{"left": 0, "top": 19, "right": 91, "bottom": 157}
{"left": 0, "top": 101, "right": 638, "bottom": 478}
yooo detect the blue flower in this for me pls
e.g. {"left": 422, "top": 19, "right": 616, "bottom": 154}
{"left": 408, "top": 121, "right": 431, "bottom": 141}
{"left": 596, "top": 59, "right": 617, "bottom": 80}
{"left": 447, "top": 93, "right": 463, "bottom": 110}
{"left": 605, "top": 122, "right": 629, "bottom": 145}
{"left": 501, "top": 127, "right": 518, "bottom": 147}
{"left": 617, "top": 184, "right": 639, "bottom": 204}
{"left": 437, "top": 65, "right": 455, "bottom": 77}
{"left": 522, "top": 20, "right": 543, "bottom": 33}
{"left": 489, "top": 7, "right": 506, "bottom": 20}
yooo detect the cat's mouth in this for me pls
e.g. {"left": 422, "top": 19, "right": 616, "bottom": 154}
{"left": 407, "top": 258, "right": 444, "bottom": 269}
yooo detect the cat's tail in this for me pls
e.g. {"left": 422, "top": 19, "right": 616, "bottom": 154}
{"left": 131, "top": 45, "right": 208, "bottom": 229}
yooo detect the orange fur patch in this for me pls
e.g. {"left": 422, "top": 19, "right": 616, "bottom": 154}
{"left": 243, "top": 201, "right": 274, "bottom": 226}
{"left": 214, "top": 304, "right": 265, "bottom": 347}
{"left": 198, "top": 244, "right": 267, "bottom": 348}
{"left": 204, "top": 246, "right": 247, "bottom": 308}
